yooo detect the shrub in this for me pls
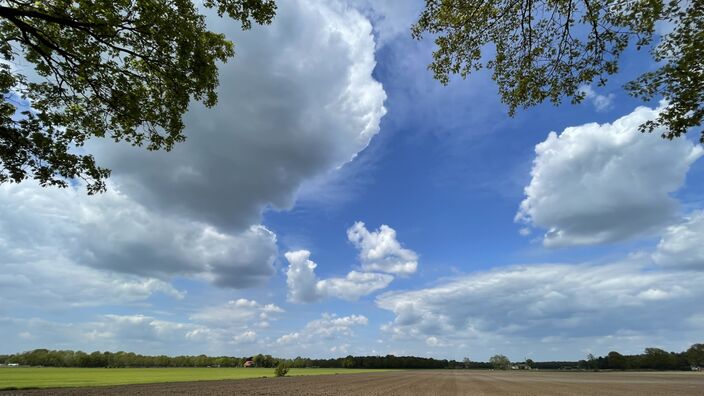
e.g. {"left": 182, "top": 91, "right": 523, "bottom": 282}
{"left": 274, "top": 362, "right": 290, "bottom": 377}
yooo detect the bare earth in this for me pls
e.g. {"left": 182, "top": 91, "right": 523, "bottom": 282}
{"left": 7, "top": 370, "right": 704, "bottom": 396}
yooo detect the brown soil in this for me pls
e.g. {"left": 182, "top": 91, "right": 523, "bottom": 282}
{"left": 6, "top": 370, "right": 704, "bottom": 395}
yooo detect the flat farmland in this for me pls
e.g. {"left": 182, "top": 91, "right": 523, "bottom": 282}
{"left": 5, "top": 370, "right": 704, "bottom": 395}
{"left": 0, "top": 367, "right": 390, "bottom": 390}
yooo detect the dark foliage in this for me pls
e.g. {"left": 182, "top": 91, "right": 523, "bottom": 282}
{"left": 414, "top": 0, "right": 704, "bottom": 143}
{"left": 0, "top": 0, "right": 276, "bottom": 192}
{"left": 1, "top": 344, "right": 701, "bottom": 370}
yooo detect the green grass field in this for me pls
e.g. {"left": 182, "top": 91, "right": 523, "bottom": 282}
{"left": 0, "top": 367, "right": 394, "bottom": 390}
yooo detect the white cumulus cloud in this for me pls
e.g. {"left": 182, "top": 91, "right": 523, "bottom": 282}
{"left": 580, "top": 85, "right": 615, "bottom": 112}
{"left": 190, "top": 299, "right": 284, "bottom": 327}
{"left": 285, "top": 250, "right": 393, "bottom": 303}
{"left": 233, "top": 331, "right": 257, "bottom": 344}
{"left": 652, "top": 211, "right": 704, "bottom": 270}
{"left": 347, "top": 222, "right": 418, "bottom": 275}
{"left": 376, "top": 258, "right": 704, "bottom": 352}
{"left": 276, "top": 313, "right": 368, "bottom": 345}
{"left": 516, "top": 104, "right": 703, "bottom": 247}
{"left": 0, "top": 259, "right": 183, "bottom": 309}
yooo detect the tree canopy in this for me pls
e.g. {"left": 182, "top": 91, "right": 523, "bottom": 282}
{"left": 489, "top": 354, "right": 511, "bottom": 370}
{"left": 0, "top": 0, "right": 276, "bottom": 193}
{"left": 2, "top": 344, "right": 701, "bottom": 370}
{"left": 685, "top": 344, "right": 704, "bottom": 367}
{"left": 413, "top": 0, "right": 704, "bottom": 142}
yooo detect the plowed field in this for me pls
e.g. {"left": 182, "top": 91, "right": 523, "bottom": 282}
{"left": 7, "top": 370, "right": 704, "bottom": 395}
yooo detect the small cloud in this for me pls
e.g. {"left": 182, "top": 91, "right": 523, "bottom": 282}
{"left": 190, "top": 299, "right": 284, "bottom": 327}
{"left": 233, "top": 331, "right": 257, "bottom": 344}
{"left": 275, "top": 313, "right": 368, "bottom": 346}
{"left": 347, "top": 222, "right": 418, "bottom": 276}
{"left": 276, "top": 332, "right": 302, "bottom": 345}
{"left": 579, "top": 85, "right": 614, "bottom": 112}
{"left": 330, "top": 344, "right": 349, "bottom": 354}
{"left": 652, "top": 211, "right": 704, "bottom": 270}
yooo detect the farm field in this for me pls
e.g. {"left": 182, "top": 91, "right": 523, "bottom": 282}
{"left": 0, "top": 367, "right": 390, "bottom": 390}
{"left": 5, "top": 369, "right": 704, "bottom": 395}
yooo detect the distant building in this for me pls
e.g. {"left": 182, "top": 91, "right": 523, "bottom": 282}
{"left": 510, "top": 364, "right": 531, "bottom": 370}
{"left": 7, "top": 363, "right": 19, "bottom": 367}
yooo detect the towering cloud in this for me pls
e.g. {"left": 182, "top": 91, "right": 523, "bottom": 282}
{"left": 92, "top": 0, "right": 387, "bottom": 231}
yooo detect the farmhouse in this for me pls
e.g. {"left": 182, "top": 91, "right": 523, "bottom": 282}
{"left": 511, "top": 364, "right": 531, "bottom": 370}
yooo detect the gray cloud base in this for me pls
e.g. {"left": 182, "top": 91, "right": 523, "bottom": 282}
{"left": 0, "top": 181, "right": 278, "bottom": 290}
{"left": 91, "top": 0, "right": 386, "bottom": 231}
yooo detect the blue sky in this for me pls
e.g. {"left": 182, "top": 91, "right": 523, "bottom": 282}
{"left": 1, "top": 0, "right": 703, "bottom": 362}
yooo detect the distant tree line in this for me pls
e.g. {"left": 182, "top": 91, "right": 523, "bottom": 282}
{"left": 582, "top": 346, "right": 704, "bottom": 371}
{"left": 1, "top": 344, "right": 702, "bottom": 370}
{"left": 0, "top": 350, "right": 247, "bottom": 368}
{"left": 0, "top": 350, "right": 457, "bottom": 369}
{"left": 304, "top": 355, "right": 454, "bottom": 369}
{"left": 494, "top": 344, "right": 704, "bottom": 371}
